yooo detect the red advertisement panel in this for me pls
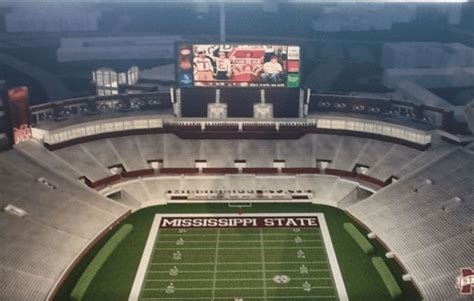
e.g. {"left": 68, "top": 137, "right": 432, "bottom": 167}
{"left": 8, "top": 87, "right": 32, "bottom": 144}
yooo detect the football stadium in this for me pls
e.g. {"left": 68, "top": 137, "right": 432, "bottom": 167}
{"left": 0, "top": 1, "right": 473, "bottom": 301}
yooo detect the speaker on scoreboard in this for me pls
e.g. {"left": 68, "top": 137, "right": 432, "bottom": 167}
{"left": 253, "top": 103, "right": 273, "bottom": 119}
{"left": 208, "top": 103, "right": 228, "bottom": 119}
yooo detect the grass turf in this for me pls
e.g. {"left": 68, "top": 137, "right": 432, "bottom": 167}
{"left": 139, "top": 226, "right": 337, "bottom": 300}
{"left": 71, "top": 224, "right": 133, "bottom": 301}
{"left": 55, "top": 203, "right": 421, "bottom": 301}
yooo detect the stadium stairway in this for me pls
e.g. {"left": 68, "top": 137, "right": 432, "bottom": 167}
{"left": 134, "top": 134, "right": 166, "bottom": 165}
{"left": 110, "top": 189, "right": 143, "bottom": 210}
{"left": 326, "top": 179, "right": 360, "bottom": 208}
{"left": 106, "top": 136, "right": 148, "bottom": 172}
{"left": 54, "top": 145, "right": 111, "bottom": 182}
{"left": 81, "top": 139, "right": 122, "bottom": 171}
{"left": 314, "top": 134, "right": 341, "bottom": 163}
{"left": 351, "top": 139, "right": 394, "bottom": 172}
{"left": 366, "top": 144, "right": 421, "bottom": 181}
{"left": 331, "top": 136, "right": 370, "bottom": 171}
{"left": 277, "top": 136, "right": 316, "bottom": 167}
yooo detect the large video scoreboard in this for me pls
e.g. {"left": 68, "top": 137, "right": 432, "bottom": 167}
{"left": 177, "top": 43, "right": 300, "bottom": 88}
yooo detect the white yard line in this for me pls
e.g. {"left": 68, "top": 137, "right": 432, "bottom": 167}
{"left": 149, "top": 260, "right": 327, "bottom": 265}
{"left": 156, "top": 239, "right": 321, "bottom": 243}
{"left": 211, "top": 228, "right": 220, "bottom": 301}
{"left": 146, "top": 277, "right": 332, "bottom": 282}
{"left": 148, "top": 268, "right": 330, "bottom": 273}
{"left": 260, "top": 228, "right": 268, "bottom": 301}
{"left": 154, "top": 247, "right": 324, "bottom": 250}
{"left": 143, "top": 286, "right": 334, "bottom": 291}
{"left": 140, "top": 296, "right": 337, "bottom": 300}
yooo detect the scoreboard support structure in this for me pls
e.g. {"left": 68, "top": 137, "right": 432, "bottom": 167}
{"left": 207, "top": 89, "right": 228, "bottom": 119}
{"left": 173, "top": 87, "right": 182, "bottom": 118}
{"left": 175, "top": 87, "right": 307, "bottom": 119}
{"left": 299, "top": 88, "right": 305, "bottom": 118}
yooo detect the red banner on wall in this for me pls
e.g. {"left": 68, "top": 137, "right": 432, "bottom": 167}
{"left": 8, "top": 87, "right": 32, "bottom": 144}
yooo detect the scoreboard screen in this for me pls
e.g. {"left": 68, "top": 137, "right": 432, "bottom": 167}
{"left": 177, "top": 43, "right": 300, "bottom": 88}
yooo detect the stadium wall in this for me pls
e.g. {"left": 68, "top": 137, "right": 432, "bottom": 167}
{"left": 82, "top": 167, "right": 383, "bottom": 195}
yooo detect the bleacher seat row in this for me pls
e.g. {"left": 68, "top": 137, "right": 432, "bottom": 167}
{"left": 47, "top": 134, "right": 427, "bottom": 183}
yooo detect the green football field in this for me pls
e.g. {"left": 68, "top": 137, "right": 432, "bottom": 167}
{"left": 138, "top": 226, "right": 338, "bottom": 300}
{"left": 56, "top": 203, "right": 422, "bottom": 301}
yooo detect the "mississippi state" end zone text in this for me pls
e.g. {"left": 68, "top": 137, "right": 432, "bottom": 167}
{"left": 160, "top": 217, "right": 319, "bottom": 228}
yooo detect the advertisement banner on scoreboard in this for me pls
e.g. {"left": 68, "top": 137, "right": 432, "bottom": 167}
{"left": 177, "top": 43, "right": 300, "bottom": 88}
{"left": 8, "top": 87, "right": 32, "bottom": 144}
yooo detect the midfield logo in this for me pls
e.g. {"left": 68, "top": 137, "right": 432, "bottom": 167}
{"left": 272, "top": 274, "right": 291, "bottom": 285}
{"left": 456, "top": 268, "right": 474, "bottom": 295}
